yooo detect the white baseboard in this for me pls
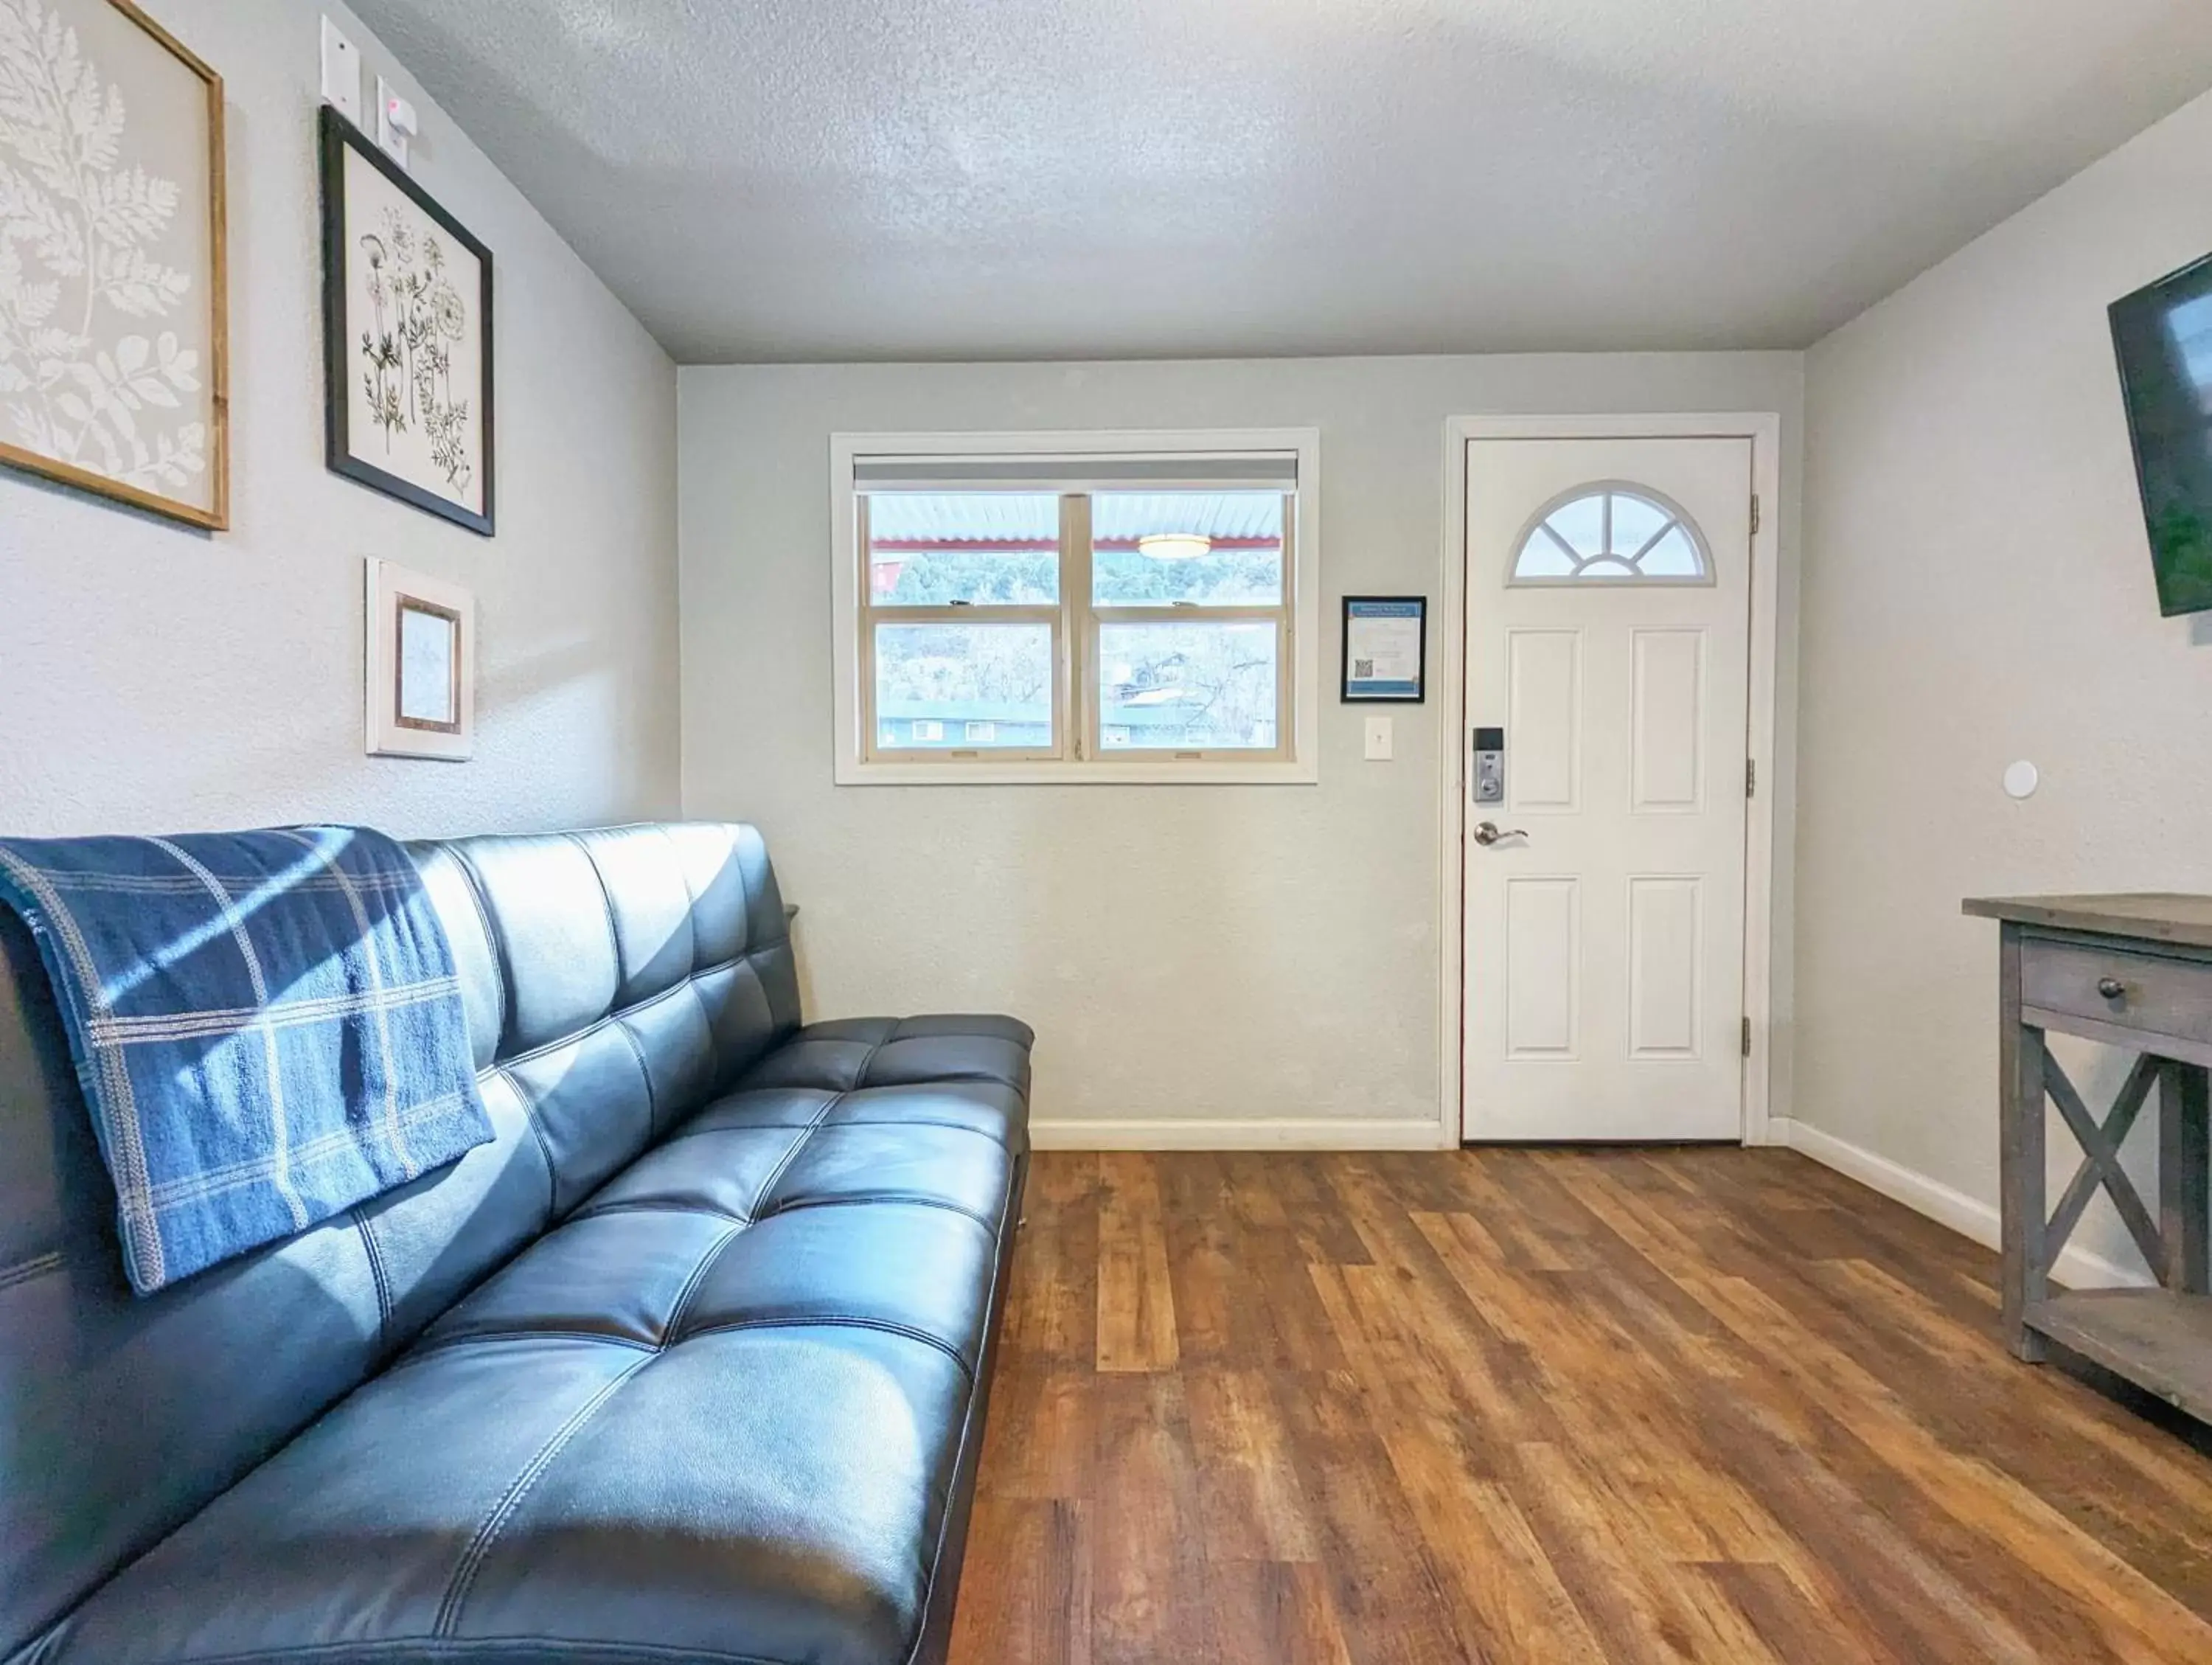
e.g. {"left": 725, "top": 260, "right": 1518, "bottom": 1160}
{"left": 1771, "top": 1117, "right": 2152, "bottom": 1290}
{"left": 1028, "top": 1117, "right": 1452, "bottom": 1152}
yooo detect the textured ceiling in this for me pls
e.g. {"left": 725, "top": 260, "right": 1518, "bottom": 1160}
{"left": 345, "top": 0, "right": 2212, "bottom": 362}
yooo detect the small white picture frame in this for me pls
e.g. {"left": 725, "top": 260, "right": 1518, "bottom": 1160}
{"left": 365, "top": 557, "right": 475, "bottom": 760}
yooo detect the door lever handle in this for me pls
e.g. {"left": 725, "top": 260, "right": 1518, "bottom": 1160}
{"left": 1472, "top": 821, "right": 1528, "bottom": 847}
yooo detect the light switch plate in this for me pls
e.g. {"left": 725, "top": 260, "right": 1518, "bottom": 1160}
{"left": 1363, "top": 716, "right": 1394, "bottom": 762}
{"left": 320, "top": 17, "right": 361, "bottom": 125}
{"left": 374, "top": 74, "right": 410, "bottom": 167}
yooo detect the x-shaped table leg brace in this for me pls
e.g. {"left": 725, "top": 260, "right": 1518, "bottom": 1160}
{"left": 2042, "top": 1052, "right": 2164, "bottom": 1269}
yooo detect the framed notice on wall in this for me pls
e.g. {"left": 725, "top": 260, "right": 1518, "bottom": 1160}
{"left": 1341, "top": 596, "right": 1426, "bottom": 702}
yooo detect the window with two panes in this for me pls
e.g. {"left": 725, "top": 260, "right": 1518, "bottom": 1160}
{"left": 858, "top": 479, "right": 1294, "bottom": 762}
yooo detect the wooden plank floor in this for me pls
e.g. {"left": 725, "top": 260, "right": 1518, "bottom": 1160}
{"left": 945, "top": 1149, "right": 2212, "bottom": 1664}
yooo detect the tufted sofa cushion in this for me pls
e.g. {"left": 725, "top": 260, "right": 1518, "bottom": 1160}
{"left": 0, "top": 824, "right": 1029, "bottom": 1665}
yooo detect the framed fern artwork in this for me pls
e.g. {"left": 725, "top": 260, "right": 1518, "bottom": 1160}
{"left": 319, "top": 105, "right": 493, "bottom": 536}
{"left": 0, "top": 0, "right": 229, "bottom": 529}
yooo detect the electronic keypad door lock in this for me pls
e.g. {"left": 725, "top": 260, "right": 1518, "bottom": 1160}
{"left": 1472, "top": 727, "right": 1505, "bottom": 804}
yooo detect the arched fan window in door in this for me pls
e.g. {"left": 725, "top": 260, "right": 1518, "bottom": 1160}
{"left": 1509, "top": 484, "right": 1713, "bottom": 585}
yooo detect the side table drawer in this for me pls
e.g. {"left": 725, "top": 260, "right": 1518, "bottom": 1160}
{"left": 2020, "top": 937, "right": 2212, "bottom": 1049}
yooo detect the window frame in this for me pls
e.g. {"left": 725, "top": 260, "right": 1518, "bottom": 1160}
{"left": 1505, "top": 480, "right": 1717, "bottom": 588}
{"left": 855, "top": 493, "right": 1071, "bottom": 766}
{"left": 831, "top": 429, "right": 1321, "bottom": 785}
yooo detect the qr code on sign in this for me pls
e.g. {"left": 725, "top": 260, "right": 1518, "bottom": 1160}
{"left": 1354, "top": 658, "right": 1375, "bottom": 678}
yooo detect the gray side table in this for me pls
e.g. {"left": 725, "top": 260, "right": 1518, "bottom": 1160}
{"left": 1964, "top": 894, "right": 2212, "bottom": 1421}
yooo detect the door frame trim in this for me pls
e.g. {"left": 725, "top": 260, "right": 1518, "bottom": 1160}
{"left": 1438, "top": 413, "right": 1784, "bottom": 1148}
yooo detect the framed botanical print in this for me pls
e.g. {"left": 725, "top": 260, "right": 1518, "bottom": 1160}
{"left": 321, "top": 105, "right": 493, "bottom": 535}
{"left": 0, "top": 0, "right": 229, "bottom": 529}
{"left": 366, "top": 557, "right": 475, "bottom": 760}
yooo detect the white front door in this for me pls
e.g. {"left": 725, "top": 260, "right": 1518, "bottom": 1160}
{"left": 1461, "top": 434, "right": 1753, "bottom": 1141}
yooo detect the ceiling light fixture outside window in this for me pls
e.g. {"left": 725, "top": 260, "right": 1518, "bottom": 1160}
{"left": 1137, "top": 532, "right": 1212, "bottom": 562}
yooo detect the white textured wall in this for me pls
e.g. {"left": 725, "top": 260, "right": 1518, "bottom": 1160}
{"left": 680, "top": 354, "right": 1802, "bottom": 1139}
{"left": 0, "top": 0, "right": 679, "bottom": 840}
{"left": 1798, "top": 86, "right": 2212, "bottom": 1278}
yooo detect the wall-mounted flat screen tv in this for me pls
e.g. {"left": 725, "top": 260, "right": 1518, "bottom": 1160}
{"left": 2112, "top": 251, "right": 2212, "bottom": 616}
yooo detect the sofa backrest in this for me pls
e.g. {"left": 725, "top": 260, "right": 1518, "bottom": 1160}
{"left": 0, "top": 821, "right": 797, "bottom": 1658}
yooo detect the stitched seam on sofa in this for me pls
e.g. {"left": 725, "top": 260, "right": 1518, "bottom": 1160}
{"left": 431, "top": 1350, "right": 655, "bottom": 1638}
{"left": 849, "top": 1029, "right": 897, "bottom": 1092}
{"left": 639, "top": 1116, "right": 818, "bottom": 1148}
{"left": 877, "top": 1068, "right": 1019, "bottom": 1087}
{"left": 564, "top": 832, "right": 627, "bottom": 1006}
{"left": 657, "top": 824, "right": 786, "bottom": 1037}
{"left": 658, "top": 1220, "right": 747, "bottom": 1346}
{"left": 496, "top": 1067, "right": 561, "bottom": 1220}
{"left": 487, "top": 956, "right": 747, "bottom": 1076}
{"left": 736, "top": 829, "right": 773, "bottom": 961}
{"left": 566, "top": 1199, "right": 749, "bottom": 1227}
{"left": 740, "top": 1092, "right": 845, "bottom": 1225}
{"left": 653, "top": 822, "right": 721, "bottom": 966}
{"left": 632, "top": 1093, "right": 838, "bottom": 1151}
{"left": 609, "top": 1017, "right": 661, "bottom": 1136}
{"left": 566, "top": 834, "right": 671, "bottom": 1143}
{"left": 805, "top": 1116, "right": 1012, "bottom": 1151}
{"left": 349, "top": 1203, "right": 394, "bottom": 1344}
{"left": 841, "top": 1073, "right": 1026, "bottom": 1097}
{"left": 375, "top": 1328, "right": 654, "bottom": 1383}
{"left": 676, "top": 1314, "right": 976, "bottom": 1377}
{"left": 686, "top": 976, "right": 723, "bottom": 1102}
{"left": 761, "top": 1193, "right": 1001, "bottom": 1233}
{"left": 0, "top": 1248, "right": 63, "bottom": 1292}
{"left": 723, "top": 1039, "right": 861, "bottom": 1092}
{"left": 445, "top": 848, "right": 509, "bottom": 1060}
{"left": 568, "top": 832, "right": 660, "bottom": 1154}
{"left": 403, "top": 1327, "right": 661, "bottom": 1364}
{"left": 899, "top": 1150, "right": 1022, "bottom": 1665}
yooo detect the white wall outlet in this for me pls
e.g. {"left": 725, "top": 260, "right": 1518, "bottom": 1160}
{"left": 374, "top": 74, "right": 417, "bottom": 168}
{"left": 320, "top": 17, "right": 361, "bottom": 125}
{"left": 1363, "top": 716, "right": 1394, "bottom": 762}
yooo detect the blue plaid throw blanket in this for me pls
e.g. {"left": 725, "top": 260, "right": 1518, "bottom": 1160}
{"left": 0, "top": 826, "right": 492, "bottom": 1295}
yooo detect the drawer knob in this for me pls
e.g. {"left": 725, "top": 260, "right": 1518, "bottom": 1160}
{"left": 2097, "top": 976, "right": 2127, "bottom": 1001}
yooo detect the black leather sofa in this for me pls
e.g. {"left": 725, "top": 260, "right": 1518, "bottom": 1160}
{"left": 0, "top": 822, "right": 1032, "bottom": 1665}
